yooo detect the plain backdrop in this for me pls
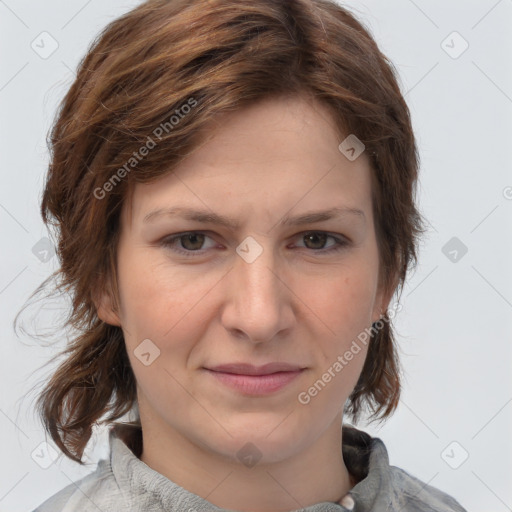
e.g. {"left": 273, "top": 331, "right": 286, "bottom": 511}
{"left": 1, "top": 1, "right": 511, "bottom": 511}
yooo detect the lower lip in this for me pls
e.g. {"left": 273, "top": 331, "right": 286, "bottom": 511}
{"left": 205, "top": 369, "right": 304, "bottom": 395}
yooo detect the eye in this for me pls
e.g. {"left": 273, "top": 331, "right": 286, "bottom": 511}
{"left": 160, "top": 230, "right": 349, "bottom": 258}
{"left": 293, "top": 231, "right": 349, "bottom": 254}
{"left": 160, "top": 232, "right": 217, "bottom": 256}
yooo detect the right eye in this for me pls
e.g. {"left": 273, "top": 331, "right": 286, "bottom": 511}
{"left": 160, "top": 231, "right": 219, "bottom": 256}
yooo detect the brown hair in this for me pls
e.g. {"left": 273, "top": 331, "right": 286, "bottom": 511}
{"left": 17, "top": 0, "right": 426, "bottom": 463}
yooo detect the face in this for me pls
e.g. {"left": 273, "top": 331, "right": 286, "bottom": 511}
{"left": 97, "top": 94, "right": 390, "bottom": 465}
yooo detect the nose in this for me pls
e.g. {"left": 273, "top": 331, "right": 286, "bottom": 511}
{"left": 220, "top": 239, "right": 295, "bottom": 344}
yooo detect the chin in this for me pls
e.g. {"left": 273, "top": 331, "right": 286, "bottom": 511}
{"left": 200, "top": 417, "right": 316, "bottom": 466}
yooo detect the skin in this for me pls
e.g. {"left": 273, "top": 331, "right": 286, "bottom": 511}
{"left": 96, "top": 93, "right": 394, "bottom": 512}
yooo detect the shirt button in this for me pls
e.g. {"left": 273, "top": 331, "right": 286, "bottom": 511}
{"left": 339, "top": 493, "right": 355, "bottom": 511}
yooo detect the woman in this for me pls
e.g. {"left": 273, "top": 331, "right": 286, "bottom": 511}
{"left": 28, "top": 0, "right": 467, "bottom": 510}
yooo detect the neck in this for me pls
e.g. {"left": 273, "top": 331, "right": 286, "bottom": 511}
{"left": 139, "top": 414, "right": 353, "bottom": 512}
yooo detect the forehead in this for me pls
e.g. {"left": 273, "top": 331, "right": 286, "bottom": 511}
{"left": 122, "top": 95, "right": 373, "bottom": 229}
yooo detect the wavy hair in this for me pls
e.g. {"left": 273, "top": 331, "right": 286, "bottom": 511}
{"left": 16, "top": 0, "right": 426, "bottom": 463}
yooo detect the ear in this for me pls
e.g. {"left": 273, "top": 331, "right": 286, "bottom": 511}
{"left": 92, "top": 281, "right": 122, "bottom": 327}
{"left": 372, "top": 272, "right": 399, "bottom": 324}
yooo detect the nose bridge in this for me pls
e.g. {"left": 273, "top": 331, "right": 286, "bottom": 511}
{"left": 236, "top": 235, "right": 282, "bottom": 307}
{"left": 222, "top": 235, "right": 291, "bottom": 341}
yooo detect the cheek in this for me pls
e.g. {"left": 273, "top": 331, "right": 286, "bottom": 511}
{"left": 301, "top": 260, "right": 377, "bottom": 393}
{"left": 116, "top": 250, "right": 218, "bottom": 346}
{"left": 116, "top": 254, "right": 214, "bottom": 404}
{"left": 309, "top": 264, "right": 377, "bottom": 340}
{"left": 303, "top": 272, "right": 374, "bottom": 407}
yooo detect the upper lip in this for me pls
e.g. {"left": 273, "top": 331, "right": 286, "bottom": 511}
{"left": 206, "top": 363, "right": 306, "bottom": 376}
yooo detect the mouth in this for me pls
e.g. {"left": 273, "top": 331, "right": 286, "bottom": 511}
{"left": 205, "top": 362, "right": 306, "bottom": 376}
{"left": 203, "top": 362, "right": 307, "bottom": 395}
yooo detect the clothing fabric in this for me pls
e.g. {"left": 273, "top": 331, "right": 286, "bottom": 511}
{"left": 33, "top": 424, "right": 467, "bottom": 512}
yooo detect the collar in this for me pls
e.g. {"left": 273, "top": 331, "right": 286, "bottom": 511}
{"left": 108, "top": 423, "right": 393, "bottom": 512}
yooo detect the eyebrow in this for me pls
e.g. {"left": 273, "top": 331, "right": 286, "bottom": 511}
{"left": 143, "top": 206, "right": 365, "bottom": 228}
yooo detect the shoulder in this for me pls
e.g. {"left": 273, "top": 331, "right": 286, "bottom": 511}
{"left": 342, "top": 426, "right": 467, "bottom": 512}
{"left": 31, "top": 458, "right": 124, "bottom": 512}
{"left": 387, "top": 462, "right": 467, "bottom": 511}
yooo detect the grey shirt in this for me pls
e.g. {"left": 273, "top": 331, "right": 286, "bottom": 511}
{"left": 33, "top": 424, "right": 467, "bottom": 512}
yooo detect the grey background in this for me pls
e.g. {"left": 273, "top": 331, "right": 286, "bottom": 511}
{"left": 1, "top": 0, "right": 511, "bottom": 510}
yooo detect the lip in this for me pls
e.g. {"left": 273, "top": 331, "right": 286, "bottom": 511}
{"left": 206, "top": 362, "right": 305, "bottom": 375}
{"left": 203, "top": 363, "right": 307, "bottom": 395}
{"left": 205, "top": 369, "right": 304, "bottom": 395}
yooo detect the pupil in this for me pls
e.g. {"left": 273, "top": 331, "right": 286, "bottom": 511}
{"left": 305, "top": 233, "right": 326, "bottom": 249}
{"left": 183, "top": 233, "right": 204, "bottom": 250}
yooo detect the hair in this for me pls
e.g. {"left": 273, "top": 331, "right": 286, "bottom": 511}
{"left": 16, "top": 0, "right": 427, "bottom": 463}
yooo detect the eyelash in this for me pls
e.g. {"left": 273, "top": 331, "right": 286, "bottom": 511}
{"left": 160, "top": 231, "right": 349, "bottom": 258}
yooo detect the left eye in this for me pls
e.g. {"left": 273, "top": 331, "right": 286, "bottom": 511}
{"left": 160, "top": 231, "right": 348, "bottom": 256}
{"left": 295, "top": 232, "right": 341, "bottom": 251}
